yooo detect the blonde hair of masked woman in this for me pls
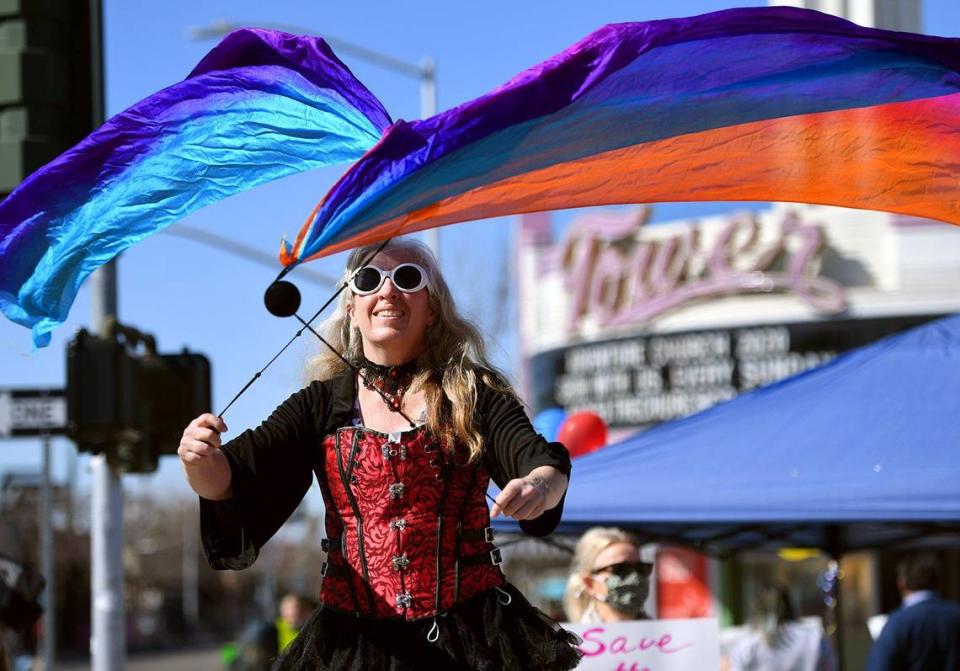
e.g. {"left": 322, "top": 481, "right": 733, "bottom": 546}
{"left": 564, "top": 527, "right": 651, "bottom": 622}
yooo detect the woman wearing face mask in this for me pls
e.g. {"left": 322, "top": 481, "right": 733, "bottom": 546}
{"left": 564, "top": 527, "right": 654, "bottom": 622}
{"left": 178, "top": 239, "right": 581, "bottom": 670}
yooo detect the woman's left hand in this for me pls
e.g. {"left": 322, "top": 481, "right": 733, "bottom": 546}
{"left": 490, "top": 476, "right": 549, "bottom": 520}
{"left": 490, "top": 466, "right": 567, "bottom": 520}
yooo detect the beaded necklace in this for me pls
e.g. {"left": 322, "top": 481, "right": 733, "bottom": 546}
{"left": 359, "top": 358, "right": 418, "bottom": 412}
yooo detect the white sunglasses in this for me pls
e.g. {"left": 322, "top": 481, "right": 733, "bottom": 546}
{"left": 348, "top": 263, "right": 430, "bottom": 296}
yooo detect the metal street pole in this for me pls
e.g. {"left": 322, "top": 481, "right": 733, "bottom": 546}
{"left": 89, "top": 1, "right": 124, "bottom": 668}
{"left": 187, "top": 20, "right": 440, "bottom": 260}
{"left": 90, "top": 261, "right": 125, "bottom": 671}
{"left": 40, "top": 432, "right": 54, "bottom": 670}
{"left": 419, "top": 57, "right": 439, "bottom": 259}
{"left": 181, "top": 501, "right": 199, "bottom": 639}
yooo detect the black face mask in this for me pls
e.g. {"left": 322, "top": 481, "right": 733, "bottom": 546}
{"left": 599, "top": 570, "right": 651, "bottom": 617}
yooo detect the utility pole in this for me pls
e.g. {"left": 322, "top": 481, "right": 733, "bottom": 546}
{"left": 419, "top": 56, "right": 440, "bottom": 259}
{"left": 41, "top": 431, "right": 54, "bottom": 670}
{"left": 87, "top": 0, "right": 124, "bottom": 667}
{"left": 89, "top": 264, "right": 125, "bottom": 671}
{"left": 181, "top": 501, "right": 199, "bottom": 639}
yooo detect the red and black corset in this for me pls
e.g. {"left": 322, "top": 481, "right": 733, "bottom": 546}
{"left": 317, "top": 426, "right": 504, "bottom": 621}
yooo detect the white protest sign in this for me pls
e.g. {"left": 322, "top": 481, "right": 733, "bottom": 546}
{"left": 564, "top": 618, "right": 720, "bottom": 671}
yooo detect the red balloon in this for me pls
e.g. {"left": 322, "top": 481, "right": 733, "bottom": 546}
{"left": 557, "top": 411, "right": 608, "bottom": 458}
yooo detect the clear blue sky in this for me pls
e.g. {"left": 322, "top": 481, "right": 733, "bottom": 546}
{"left": 2, "top": 1, "right": 959, "bottom": 503}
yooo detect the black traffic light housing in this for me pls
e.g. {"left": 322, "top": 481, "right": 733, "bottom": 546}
{"left": 67, "top": 323, "right": 211, "bottom": 473}
{"left": 66, "top": 329, "right": 140, "bottom": 451}
{"left": 139, "top": 350, "right": 212, "bottom": 463}
{"left": 0, "top": 0, "right": 102, "bottom": 195}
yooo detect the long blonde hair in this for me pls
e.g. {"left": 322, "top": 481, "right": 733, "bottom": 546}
{"left": 307, "top": 238, "right": 511, "bottom": 463}
{"left": 563, "top": 527, "right": 641, "bottom": 622}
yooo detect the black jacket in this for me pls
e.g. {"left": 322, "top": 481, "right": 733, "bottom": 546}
{"left": 866, "top": 596, "right": 960, "bottom": 671}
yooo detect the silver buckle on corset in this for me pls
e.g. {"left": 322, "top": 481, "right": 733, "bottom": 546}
{"left": 390, "top": 518, "right": 407, "bottom": 531}
{"left": 320, "top": 561, "right": 329, "bottom": 577}
{"left": 381, "top": 442, "right": 407, "bottom": 461}
{"left": 391, "top": 554, "right": 411, "bottom": 571}
{"left": 389, "top": 482, "right": 406, "bottom": 499}
{"left": 396, "top": 592, "right": 413, "bottom": 609}
{"left": 483, "top": 527, "right": 495, "bottom": 543}
{"left": 490, "top": 548, "right": 503, "bottom": 565}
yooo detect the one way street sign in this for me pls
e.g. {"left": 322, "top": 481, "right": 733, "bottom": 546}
{"left": 0, "top": 389, "right": 66, "bottom": 438}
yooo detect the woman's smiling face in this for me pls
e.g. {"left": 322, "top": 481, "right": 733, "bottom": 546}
{"left": 347, "top": 250, "right": 436, "bottom": 363}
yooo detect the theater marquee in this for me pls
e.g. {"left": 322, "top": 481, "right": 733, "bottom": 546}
{"left": 519, "top": 203, "right": 960, "bottom": 430}
{"left": 528, "top": 316, "right": 941, "bottom": 428}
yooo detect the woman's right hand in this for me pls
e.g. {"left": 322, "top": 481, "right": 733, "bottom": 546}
{"left": 179, "top": 413, "right": 233, "bottom": 500}
{"left": 178, "top": 413, "right": 228, "bottom": 465}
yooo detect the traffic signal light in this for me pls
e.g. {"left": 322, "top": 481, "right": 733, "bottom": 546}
{"left": 66, "top": 328, "right": 139, "bottom": 452}
{"left": 0, "top": 0, "right": 101, "bottom": 194}
{"left": 66, "top": 325, "right": 211, "bottom": 473}
{"left": 138, "top": 350, "right": 212, "bottom": 463}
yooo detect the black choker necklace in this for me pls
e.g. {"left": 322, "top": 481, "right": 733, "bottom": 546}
{"left": 359, "top": 358, "right": 418, "bottom": 411}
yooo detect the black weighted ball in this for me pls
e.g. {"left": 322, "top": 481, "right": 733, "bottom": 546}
{"left": 264, "top": 280, "right": 301, "bottom": 318}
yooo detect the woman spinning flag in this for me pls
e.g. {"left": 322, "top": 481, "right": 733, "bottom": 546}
{"left": 180, "top": 238, "right": 582, "bottom": 669}
{"left": 4, "top": 5, "right": 960, "bottom": 669}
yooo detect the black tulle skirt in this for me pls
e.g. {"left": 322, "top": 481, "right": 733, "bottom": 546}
{"left": 271, "top": 583, "right": 582, "bottom": 671}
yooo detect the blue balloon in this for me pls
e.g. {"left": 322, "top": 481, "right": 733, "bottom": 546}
{"left": 533, "top": 407, "right": 567, "bottom": 442}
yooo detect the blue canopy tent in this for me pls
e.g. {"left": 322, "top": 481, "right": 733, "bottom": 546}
{"left": 497, "top": 314, "right": 960, "bottom": 556}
